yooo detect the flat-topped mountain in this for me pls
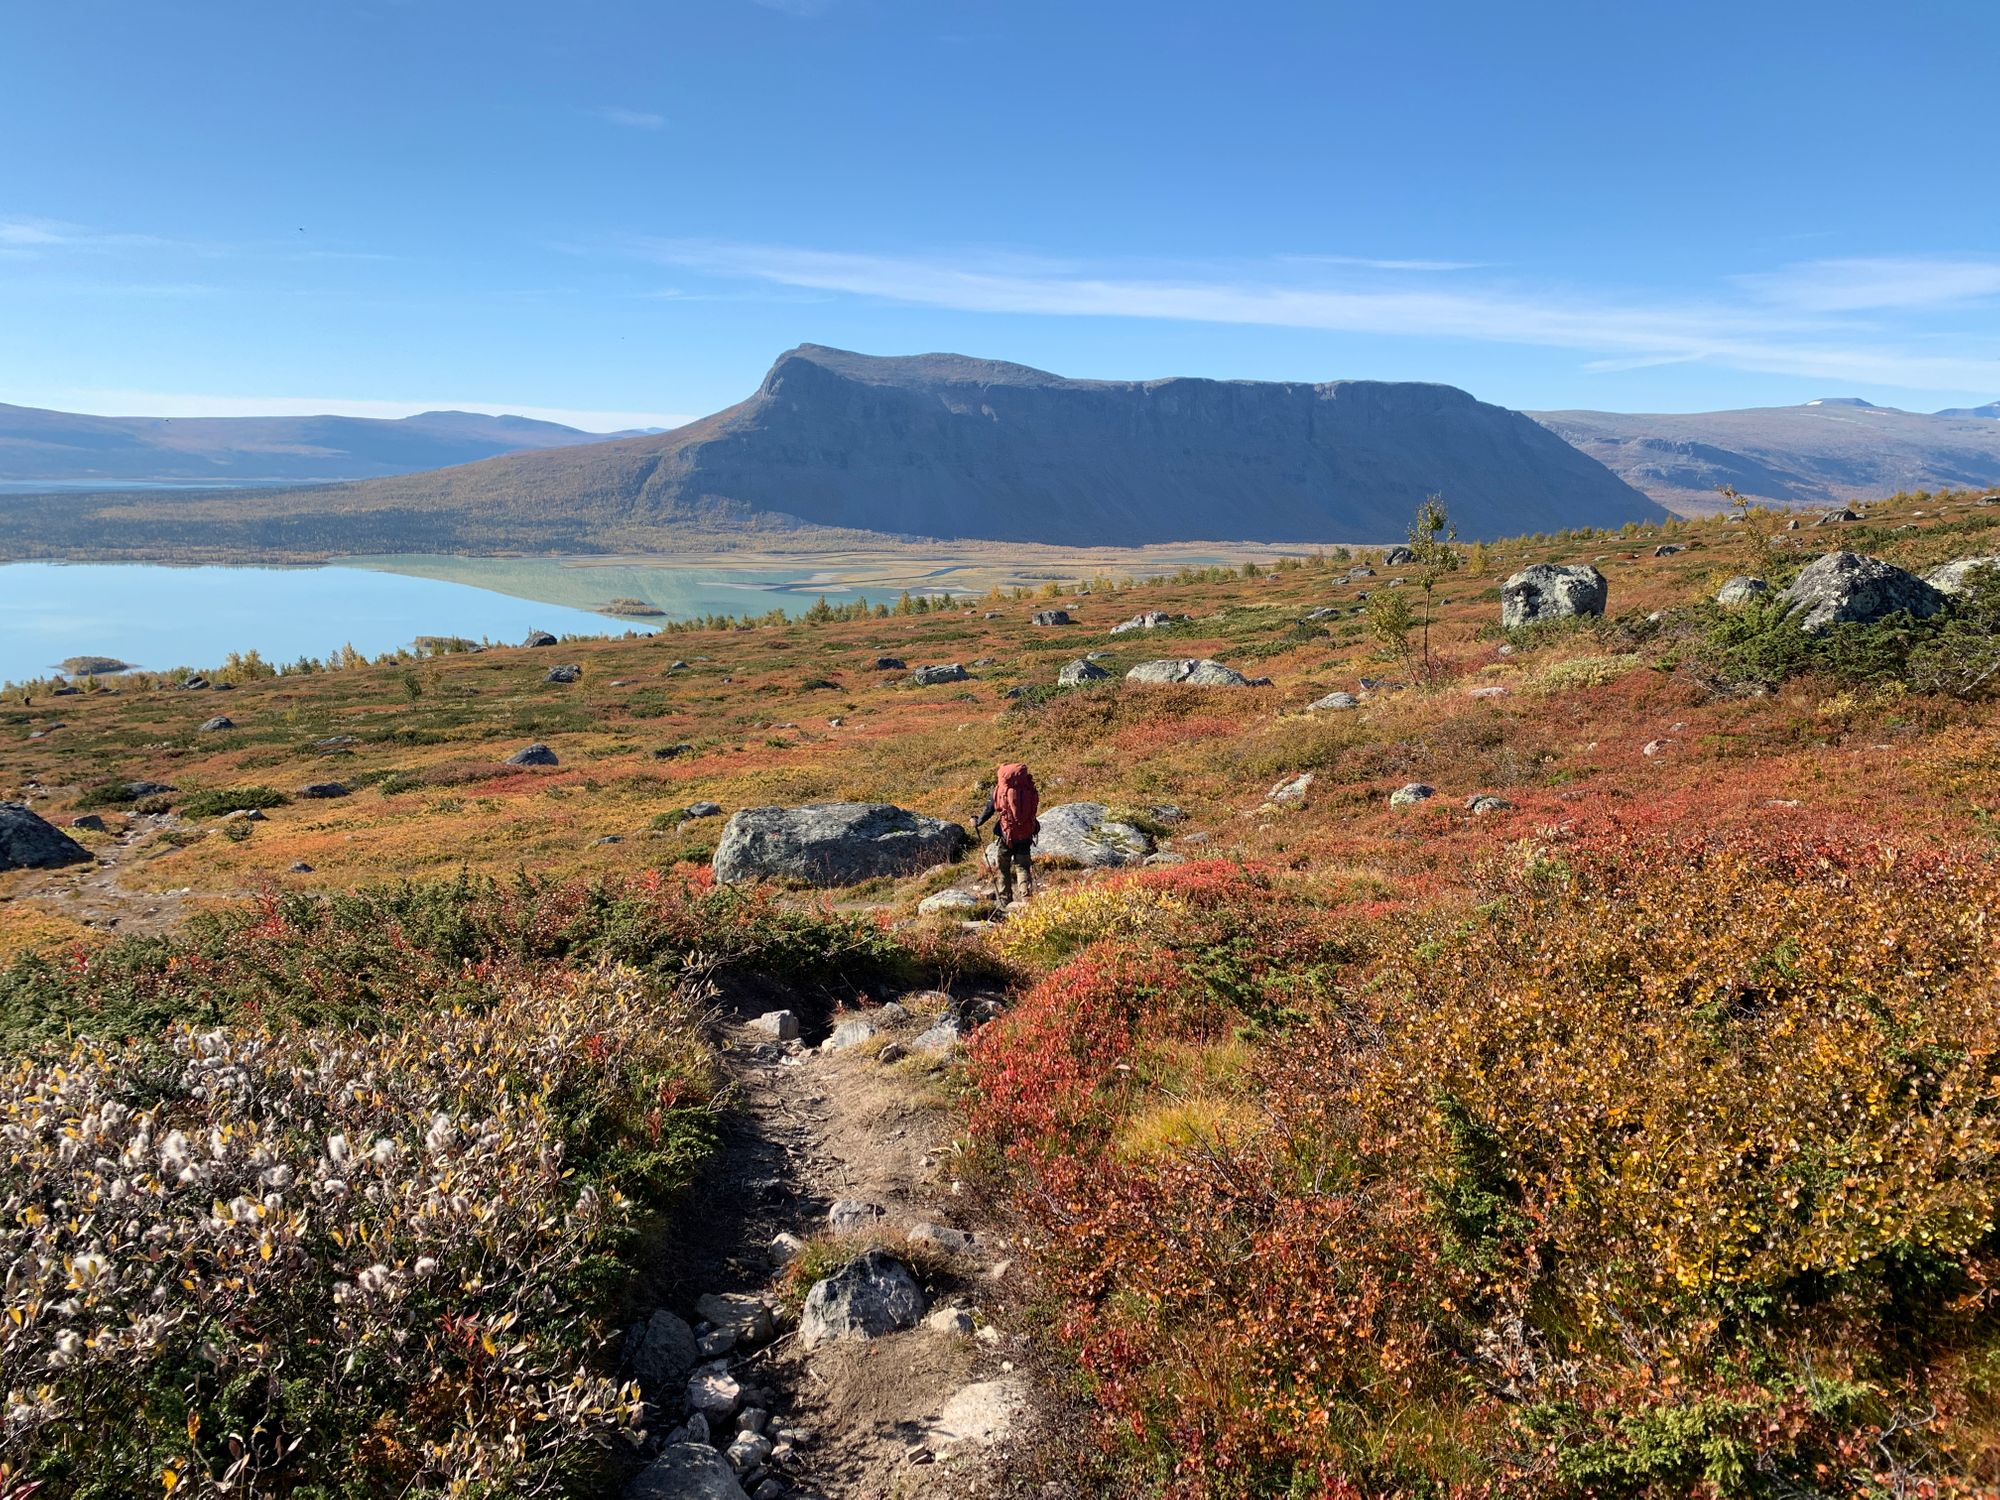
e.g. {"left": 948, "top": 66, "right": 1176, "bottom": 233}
{"left": 0, "top": 403, "right": 623, "bottom": 485}
{"left": 143, "top": 345, "right": 1656, "bottom": 552}
{"left": 1535, "top": 402, "right": 2000, "bottom": 512}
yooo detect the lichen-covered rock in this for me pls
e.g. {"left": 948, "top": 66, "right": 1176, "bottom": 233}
{"left": 1715, "top": 575, "right": 1769, "bottom": 607}
{"left": 1030, "top": 610, "right": 1072, "bottom": 626}
{"left": 1389, "top": 782, "right": 1435, "bottom": 807}
{"left": 1307, "top": 690, "right": 1360, "bottom": 712}
{"left": 712, "top": 803, "right": 968, "bottom": 886}
{"left": 1125, "top": 658, "right": 1253, "bottom": 687}
{"left": 1924, "top": 556, "right": 2000, "bottom": 597}
{"left": 0, "top": 803, "right": 92, "bottom": 872}
{"left": 910, "top": 663, "right": 969, "bottom": 686}
{"left": 1109, "top": 611, "right": 1172, "bottom": 634}
{"left": 984, "top": 802, "right": 1151, "bottom": 868}
{"left": 1778, "top": 551, "right": 1944, "bottom": 633}
{"left": 1057, "top": 659, "right": 1110, "bottom": 685}
{"left": 1500, "top": 564, "right": 1608, "bottom": 629}
{"left": 798, "top": 1250, "right": 926, "bottom": 1348}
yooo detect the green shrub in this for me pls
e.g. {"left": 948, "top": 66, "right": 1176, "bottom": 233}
{"left": 176, "top": 786, "right": 291, "bottom": 819}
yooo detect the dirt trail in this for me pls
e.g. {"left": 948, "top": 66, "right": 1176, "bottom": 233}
{"left": 1, "top": 812, "right": 221, "bottom": 938}
{"left": 632, "top": 983, "right": 1052, "bottom": 1500}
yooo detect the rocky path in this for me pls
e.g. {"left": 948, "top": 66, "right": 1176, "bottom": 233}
{"left": 621, "top": 985, "right": 1046, "bottom": 1500}
{"left": 0, "top": 810, "right": 216, "bottom": 939}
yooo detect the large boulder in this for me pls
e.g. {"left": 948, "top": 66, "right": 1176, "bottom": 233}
{"left": 712, "top": 803, "right": 968, "bottom": 886}
{"left": 1778, "top": 551, "right": 1944, "bottom": 633}
{"left": 1029, "top": 610, "right": 1072, "bottom": 626}
{"left": 1500, "top": 564, "right": 1608, "bottom": 629}
{"left": 799, "top": 1249, "right": 926, "bottom": 1348}
{"left": 986, "top": 802, "right": 1151, "bottom": 868}
{"left": 504, "top": 742, "right": 559, "bottom": 766}
{"left": 0, "top": 803, "right": 92, "bottom": 872}
{"left": 1925, "top": 556, "right": 2000, "bottom": 597}
{"left": 1057, "top": 658, "right": 1110, "bottom": 686}
{"left": 1383, "top": 545, "right": 1416, "bottom": 565}
{"left": 1109, "top": 611, "right": 1172, "bottom": 635}
{"left": 910, "top": 663, "right": 969, "bottom": 686}
{"left": 624, "top": 1443, "right": 750, "bottom": 1500}
{"left": 1126, "top": 658, "right": 1254, "bottom": 687}
{"left": 523, "top": 629, "right": 558, "bottom": 647}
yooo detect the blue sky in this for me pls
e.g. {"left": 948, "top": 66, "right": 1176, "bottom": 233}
{"left": 4, "top": 0, "right": 1995, "bottom": 429}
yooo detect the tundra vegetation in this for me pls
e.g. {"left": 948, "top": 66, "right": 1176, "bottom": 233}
{"left": 0, "top": 487, "right": 1997, "bottom": 1496}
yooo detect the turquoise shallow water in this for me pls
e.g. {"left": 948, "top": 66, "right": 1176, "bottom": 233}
{"left": 0, "top": 558, "right": 881, "bottom": 684}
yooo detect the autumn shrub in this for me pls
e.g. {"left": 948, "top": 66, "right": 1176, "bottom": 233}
{"left": 971, "top": 835, "right": 2000, "bottom": 1496}
{"left": 0, "top": 869, "right": 916, "bottom": 1051}
{"left": 0, "top": 963, "right": 714, "bottom": 1498}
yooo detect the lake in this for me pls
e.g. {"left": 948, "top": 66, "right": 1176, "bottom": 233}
{"left": 0, "top": 558, "right": 886, "bottom": 685}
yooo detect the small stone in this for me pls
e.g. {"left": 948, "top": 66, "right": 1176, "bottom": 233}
{"left": 1307, "top": 690, "right": 1359, "bottom": 712}
{"left": 750, "top": 1011, "right": 799, "bottom": 1042}
{"left": 545, "top": 664, "right": 583, "bottom": 683}
{"left": 1388, "top": 783, "right": 1434, "bottom": 807}
{"left": 287, "top": 861, "right": 313, "bottom": 873}
{"left": 726, "top": 1433, "right": 772, "bottom": 1473}
{"left": 910, "top": 663, "right": 969, "bottom": 686}
{"left": 295, "top": 782, "right": 350, "bottom": 799}
{"left": 827, "top": 1199, "right": 886, "bottom": 1235}
{"left": 687, "top": 1368, "right": 743, "bottom": 1421}
{"left": 1267, "top": 772, "right": 1313, "bottom": 806}
{"left": 696, "top": 1292, "right": 775, "bottom": 1347}
{"left": 737, "top": 1408, "right": 768, "bottom": 1436}
{"left": 821, "top": 1019, "right": 878, "bottom": 1052}
{"left": 505, "top": 742, "right": 559, "bottom": 767}
{"left": 907, "top": 1222, "right": 976, "bottom": 1254}
{"left": 698, "top": 1329, "right": 737, "bottom": 1358}
{"left": 1465, "top": 794, "right": 1514, "bottom": 815}
{"left": 197, "top": 716, "right": 235, "bottom": 732}
{"left": 685, "top": 801, "right": 723, "bottom": 818}
{"left": 925, "top": 1306, "right": 975, "bottom": 1336}
{"left": 769, "top": 1232, "right": 806, "bottom": 1265}
{"left": 920, "top": 892, "right": 984, "bottom": 916}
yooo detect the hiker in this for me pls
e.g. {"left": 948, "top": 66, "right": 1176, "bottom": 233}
{"left": 974, "top": 762, "right": 1040, "bottom": 906}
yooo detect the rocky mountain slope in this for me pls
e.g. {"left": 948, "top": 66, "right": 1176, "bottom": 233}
{"left": 13, "top": 346, "right": 1659, "bottom": 556}
{"left": 0, "top": 403, "right": 624, "bottom": 484}
{"left": 1535, "top": 401, "right": 2000, "bottom": 512}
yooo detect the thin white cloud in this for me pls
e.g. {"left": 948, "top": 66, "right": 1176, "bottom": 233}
{"left": 0, "top": 216, "right": 183, "bottom": 255}
{"left": 31, "top": 389, "right": 695, "bottom": 433}
{"left": 592, "top": 106, "right": 667, "bottom": 130}
{"left": 624, "top": 238, "right": 2000, "bottom": 394}
{"left": 1735, "top": 256, "right": 2000, "bottom": 313}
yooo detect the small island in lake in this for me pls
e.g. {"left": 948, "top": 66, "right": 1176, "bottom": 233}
{"left": 59, "top": 656, "right": 137, "bottom": 675}
{"left": 599, "top": 597, "right": 666, "bottom": 617}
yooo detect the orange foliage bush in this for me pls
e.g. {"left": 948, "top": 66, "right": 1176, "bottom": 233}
{"left": 971, "top": 837, "right": 2000, "bottom": 1496}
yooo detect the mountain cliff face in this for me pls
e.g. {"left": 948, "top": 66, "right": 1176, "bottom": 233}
{"left": 0, "top": 404, "right": 618, "bottom": 484}
{"left": 276, "top": 346, "right": 1661, "bottom": 548}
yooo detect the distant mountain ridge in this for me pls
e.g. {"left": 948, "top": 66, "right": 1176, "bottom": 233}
{"left": 113, "top": 344, "right": 1656, "bottom": 554}
{"left": 1532, "top": 401, "right": 2000, "bottom": 512}
{"left": 0, "top": 403, "right": 627, "bottom": 484}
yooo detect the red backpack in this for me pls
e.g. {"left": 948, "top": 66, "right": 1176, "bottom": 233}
{"left": 994, "top": 763, "right": 1040, "bottom": 843}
